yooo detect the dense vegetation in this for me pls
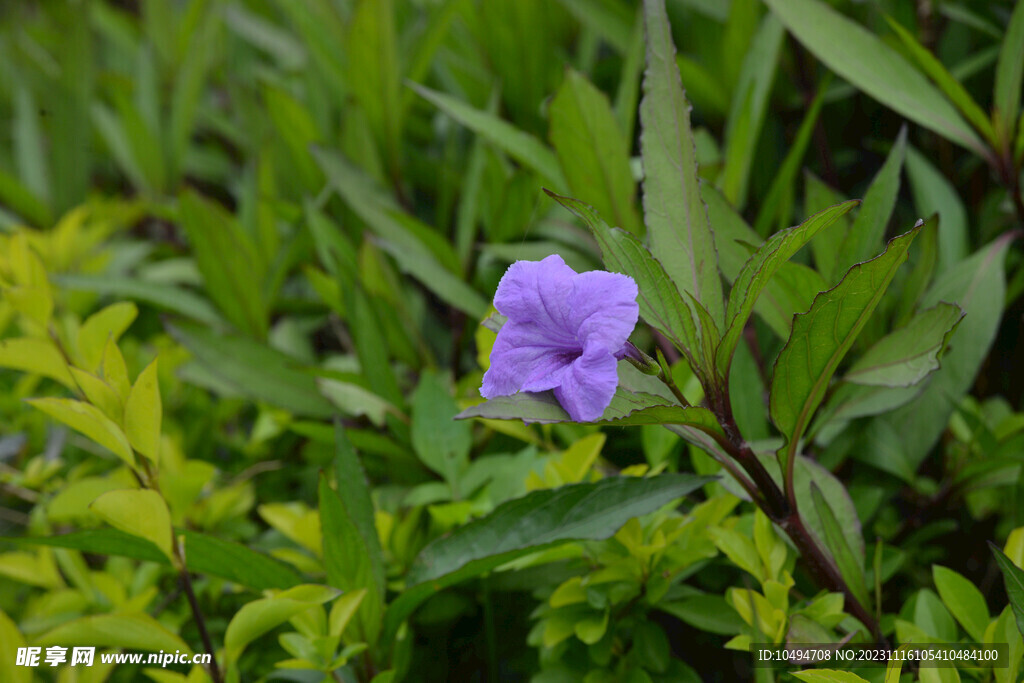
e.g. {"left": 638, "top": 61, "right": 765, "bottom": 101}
{"left": 1, "top": 1, "right": 1023, "bottom": 681}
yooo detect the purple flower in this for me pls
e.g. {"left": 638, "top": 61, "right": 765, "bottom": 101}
{"left": 481, "top": 255, "right": 639, "bottom": 422}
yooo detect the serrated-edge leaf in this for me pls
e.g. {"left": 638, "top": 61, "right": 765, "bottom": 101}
{"left": 763, "top": 0, "right": 987, "bottom": 156}
{"left": 640, "top": 0, "right": 724, "bottom": 328}
{"left": 719, "top": 201, "right": 857, "bottom": 372}
{"left": 27, "top": 398, "right": 135, "bottom": 467}
{"left": 845, "top": 303, "right": 964, "bottom": 387}
{"left": 771, "top": 223, "right": 921, "bottom": 456}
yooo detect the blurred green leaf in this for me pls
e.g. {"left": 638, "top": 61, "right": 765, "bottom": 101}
{"left": 839, "top": 128, "right": 907, "bottom": 268}
{"left": 763, "top": 0, "right": 987, "bottom": 156}
{"left": 35, "top": 614, "right": 190, "bottom": 654}
{"left": 994, "top": 0, "right": 1024, "bottom": 137}
{"left": 54, "top": 274, "right": 223, "bottom": 326}
{"left": 549, "top": 70, "right": 640, "bottom": 234}
{"left": 123, "top": 359, "right": 162, "bottom": 462}
{"left": 640, "top": 0, "right": 725, "bottom": 328}
{"left": 991, "top": 543, "right": 1024, "bottom": 639}
{"left": 556, "top": 0, "right": 633, "bottom": 54}
{"left": 811, "top": 483, "right": 870, "bottom": 612}
{"left": 27, "top": 398, "right": 135, "bottom": 468}
{"left": 412, "top": 371, "right": 471, "bottom": 488}
{"left": 166, "top": 321, "right": 334, "bottom": 418}
{"left": 933, "top": 565, "right": 989, "bottom": 642}
{"left": 224, "top": 584, "right": 340, "bottom": 664}
{"left": 905, "top": 147, "right": 968, "bottom": 274}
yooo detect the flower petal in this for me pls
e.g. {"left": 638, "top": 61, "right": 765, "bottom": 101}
{"left": 493, "top": 255, "right": 578, "bottom": 345}
{"left": 480, "top": 322, "right": 576, "bottom": 398}
{"left": 567, "top": 270, "right": 639, "bottom": 353}
{"left": 553, "top": 341, "right": 620, "bottom": 422}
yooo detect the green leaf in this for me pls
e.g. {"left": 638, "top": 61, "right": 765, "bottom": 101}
{"left": 9, "top": 528, "right": 302, "bottom": 591}
{"left": 549, "top": 69, "right": 640, "bottom": 234}
{"left": 556, "top": 0, "right": 633, "bottom": 54}
{"left": 718, "top": 201, "right": 857, "bottom": 373}
{"left": 411, "top": 371, "right": 471, "bottom": 487}
{"left": 994, "top": 0, "right": 1024, "bottom": 136}
{"left": 845, "top": 303, "right": 963, "bottom": 387}
{"left": 166, "top": 321, "right": 334, "bottom": 419}
{"left": 317, "top": 380, "right": 398, "bottom": 427}
{"left": 705, "top": 185, "right": 825, "bottom": 339}
{"left": 224, "top": 584, "right": 340, "bottom": 663}
{"left": 811, "top": 483, "right": 870, "bottom": 612}
{"left": 884, "top": 19, "right": 995, "bottom": 144}
{"left": 27, "top": 398, "right": 135, "bottom": 467}
{"left": 763, "top": 0, "right": 987, "bottom": 155}
{"left": 333, "top": 425, "right": 385, "bottom": 595}
{"left": 0, "top": 338, "right": 75, "bottom": 389}
{"left": 913, "top": 588, "right": 958, "bottom": 642}
{"left": 319, "top": 474, "right": 383, "bottom": 645}
{"left": 990, "top": 543, "right": 1024, "bottom": 639}
{"left": 179, "top": 190, "right": 267, "bottom": 337}
{"left": 0, "top": 608, "right": 29, "bottom": 683}
{"left": 545, "top": 192, "right": 705, "bottom": 374}
{"left": 770, "top": 223, "right": 921, "bottom": 460}
{"left": 124, "top": 359, "right": 162, "bottom": 463}
{"left": 719, "top": 14, "right": 784, "bottom": 210}
{"left": 77, "top": 302, "right": 138, "bottom": 372}
{"left": 658, "top": 595, "right": 745, "bottom": 635}
{"left": 409, "top": 83, "right": 566, "bottom": 188}
{"left": 169, "top": 6, "right": 215, "bottom": 182}
{"left": 346, "top": 0, "right": 401, "bottom": 179}
{"left": 91, "top": 489, "right": 173, "bottom": 562}
{"left": 13, "top": 85, "right": 50, "bottom": 206}
{"left": 905, "top": 146, "right": 968, "bottom": 273}
{"left": 795, "top": 455, "right": 865, "bottom": 569}
{"left": 640, "top": 0, "right": 725, "bottom": 329}
{"left": 54, "top": 274, "right": 224, "bottom": 326}
{"left": 380, "top": 473, "right": 712, "bottom": 647}
{"left": 871, "top": 236, "right": 1009, "bottom": 472}
{"left": 933, "top": 565, "right": 989, "bottom": 642}
{"left": 35, "top": 614, "right": 191, "bottom": 654}
{"left": 838, "top": 127, "right": 907, "bottom": 268}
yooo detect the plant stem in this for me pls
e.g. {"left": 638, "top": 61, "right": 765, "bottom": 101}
{"left": 179, "top": 562, "right": 223, "bottom": 683}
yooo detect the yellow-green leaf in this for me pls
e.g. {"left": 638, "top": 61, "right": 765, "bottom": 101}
{"left": 91, "top": 489, "right": 173, "bottom": 562}
{"left": 224, "top": 584, "right": 340, "bottom": 663}
{"left": 100, "top": 337, "right": 131, "bottom": 400}
{"left": 69, "top": 368, "right": 123, "bottom": 422}
{"left": 124, "top": 358, "right": 162, "bottom": 462}
{"left": 76, "top": 302, "right": 138, "bottom": 371}
{"left": 27, "top": 398, "right": 135, "bottom": 467}
{"left": 0, "top": 608, "right": 30, "bottom": 683}
{"left": 34, "top": 613, "right": 190, "bottom": 654}
{"left": 0, "top": 337, "right": 75, "bottom": 388}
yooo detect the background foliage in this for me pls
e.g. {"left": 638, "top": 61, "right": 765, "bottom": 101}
{"left": 0, "top": 0, "right": 1023, "bottom": 681}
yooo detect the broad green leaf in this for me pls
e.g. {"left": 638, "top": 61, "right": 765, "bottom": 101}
{"left": 381, "top": 473, "right": 712, "bottom": 646}
{"left": 795, "top": 455, "right": 865, "bottom": 569}
{"left": 166, "top": 321, "right": 334, "bottom": 419}
{"left": 718, "top": 201, "right": 857, "bottom": 373}
{"left": 719, "top": 13, "right": 784, "bottom": 209}
{"left": 409, "top": 84, "right": 566, "bottom": 188}
{"left": 459, "top": 384, "right": 724, "bottom": 440}
{"left": 224, "top": 584, "right": 340, "bottom": 663}
{"left": 412, "top": 371, "right": 471, "bottom": 487}
{"left": 914, "top": 588, "right": 959, "bottom": 642}
{"left": 771, "top": 224, "right": 921, "bottom": 460}
{"left": 54, "top": 274, "right": 223, "bottom": 326}
{"left": 658, "top": 595, "right": 745, "bottom": 635}
{"left": 76, "top": 301, "right": 137, "bottom": 371}
{"left": 845, "top": 304, "right": 963, "bottom": 387}
{"left": 811, "top": 484, "right": 870, "bottom": 612}
{"left": 69, "top": 368, "right": 122, "bottom": 423}
{"left": 545, "top": 192, "right": 705, "bottom": 373}
{"left": 812, "top": 383, "right": 924, "bottom": 434}
{"left": 933, "top": 565, "right": 989, "bottom": 642}
{"left": 791, "top": 671, "right": 869, "bottom": 683}
{"left": 179, "top": 191, "right": 267, "bottom": 338}
{"left": 319, "top": 475, "right": 382, "bottom": 645}
{"left": 0, "top": 337, "right": 75, "bottom": 389}
{"left": 101, "top": 337, "right": 131, "bottom": 401}
{"left": 872, "top": 236, "right": 1009, "bottom": 472}
{"left": 839, "top": 127, "right": 907, "bottom": 268}
{"left": 640, "top": 0, "right": 725, "bottom": 328}
{"left": 905, "top": 147, "right": 968, "bottom": 273}
{"left": 763, "top": 0, "right": 987, "bottom": 155}
{"left": 35, "top": 614, "right": 190, "bottom": 654}
{"left": 990, "top": 543, "right": 1024, "bottom": 639}
{"left": 994, "top": 0, "right": 1024, "bottom": 136}
{"left": 124, "top": 359, "right": 161, "bottom": 463}
{"left": 549, "top": 69, "right": 640, "bottom": 234}
{"left": 884, "top": 19, "right": 995, "bottom": 144}
{"left": 91, "top": 489, "right": 173, "bottom": 562}
{"left": 27, "top": 398, "right": 135, "bottom": 467}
